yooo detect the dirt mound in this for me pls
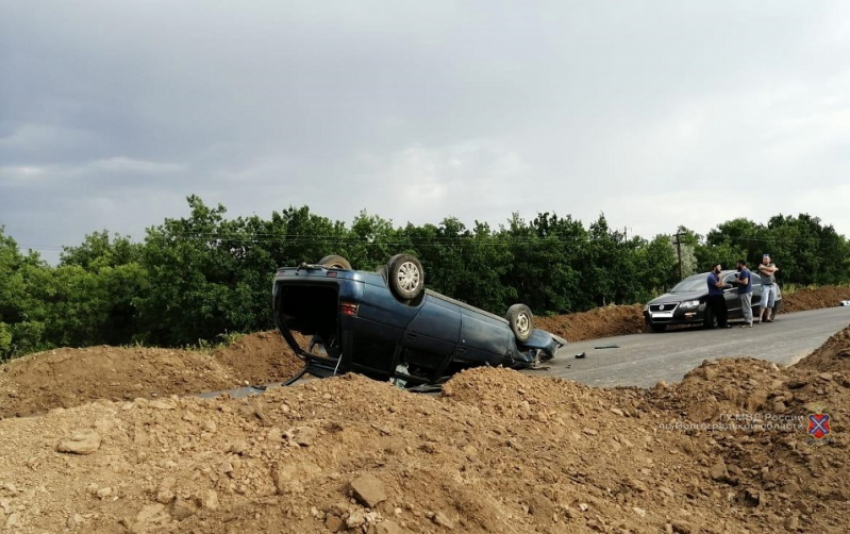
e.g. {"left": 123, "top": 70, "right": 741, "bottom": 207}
{"left": 645, "top": 355, "right": 850, "bottom": 533}
{"left": 781, "top": 286, "right": 850, "bottom": 313}
{"left": 212, "top": 331, "right": 305, "bottom": 385}
{"left": 2, "top": 360, "right": 847, "bottom": 534}
{"left": 0, "top": 346, "right": 237, "bottom": 419}
{"left": 795, "top": 324, "right": 850, "bottom": 373}
{"left": 2, "top": 283, "right": 845, "bottom": 421}
{"left": 537, "top": 304, "right": 646, "bottom": 342}
{"left": 0, "top": 332, "right": 306, "bottom": 419}
{"left": 3, "top": 294, "right": 850, "bottom": 532}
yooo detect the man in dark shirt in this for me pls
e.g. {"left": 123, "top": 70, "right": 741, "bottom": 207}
{"left": 706, "top": 263, "right": 731, "bottom": 328}
{"left": 736, "top": 259, "right": 754, "bottom": 327}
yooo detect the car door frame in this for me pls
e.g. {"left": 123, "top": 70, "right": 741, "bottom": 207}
{"left": 399, "top": 294, "right": 462, "bottom": 381}
{"left": 749, "top": 272, "right": 763, "bottom": 310}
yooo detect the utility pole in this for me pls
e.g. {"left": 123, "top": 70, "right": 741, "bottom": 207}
{"left": 672, "top": 231, "right": 685, "bottom": 280}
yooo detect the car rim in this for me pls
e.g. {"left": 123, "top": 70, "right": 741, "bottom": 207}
{"left": 397, "top": 261, "right": 420, "bottom": 292}
{"left": 516, "top": 313, "right": 530, "bottom": 336}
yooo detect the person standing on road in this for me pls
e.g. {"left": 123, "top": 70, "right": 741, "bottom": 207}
{"left": 736, "top": 259, "right": 754, "bottom": 327}
{"left": 758, "top": 254, "right": 779, "bottom": 323}
{"left": 706, "top": 263, "right": 731, "bottom": 328}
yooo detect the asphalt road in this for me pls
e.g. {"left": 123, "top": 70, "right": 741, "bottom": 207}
{"left": 200, "top": 307, "right": 850, "bottom": 399}
{"left": 541, "top": 307, "right": 850, "bottom": 389}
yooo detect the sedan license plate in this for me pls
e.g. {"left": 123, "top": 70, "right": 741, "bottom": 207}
{"left": 652, "top": 312, "right": 673, "bottom": 319}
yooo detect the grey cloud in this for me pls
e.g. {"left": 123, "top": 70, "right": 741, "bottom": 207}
{"left": 1, "top": 1, "right": 849, "bottom": 262}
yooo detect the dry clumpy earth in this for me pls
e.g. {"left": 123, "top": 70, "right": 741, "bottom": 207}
{"left": 0, "top": 332, "right": 305, "bottom": 419}
{"left": 537, "top": 304, "right": 646, "bottom": 342}
{"left": 1, "top": 323, "right": 850, "bottom": 533}
{"left": 780, "top": 286, "right": 850, "bottom": 314}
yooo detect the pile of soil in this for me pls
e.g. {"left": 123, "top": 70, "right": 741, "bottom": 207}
{"left": 537, "top": 304, "right": 646, "bottom": 342}
{"left": 793, "top": 324, "right": 850, "bottom": 373}
{"left": 639, "top": 326, "right": 850, "bottom": 532}
{"left": 0, "top": 347, "right": 236, "bottom": 419}
{"left": 212, "top": 330, "right": 306, "bottom": 385}
{"left": 1, "top": 328, "right": 848, "bottom": 533}
{"left": 0, "top": 332, "right": 305, "bottom": 419}
{"left": 780, "top": 286, "right": 850, "bottom": 313}
{"left": 3, "top": 284, "right": 846, "bottom": 419}
{"left": 3, "top": 284, "right": 847, "bottom": 420}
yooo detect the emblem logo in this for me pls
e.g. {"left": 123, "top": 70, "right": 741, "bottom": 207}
{"left": 807, "top": 413, "right": 831, "bottom": 440}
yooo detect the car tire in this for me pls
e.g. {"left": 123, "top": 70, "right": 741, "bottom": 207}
{"left": 387, "top": 254, "right": 425, "bottom": 301}
{"left": 650, "top": 324, "right": 667, "bottom": 333}
{"left": 317, "top": 255, "right": 352, "bottom": 270}
{"left": 505, "top": 303, "right": 534, "bottom": 343}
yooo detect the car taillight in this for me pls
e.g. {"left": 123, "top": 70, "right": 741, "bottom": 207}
{"left": 340, "top": 301, "right": 359, "bottom": 316}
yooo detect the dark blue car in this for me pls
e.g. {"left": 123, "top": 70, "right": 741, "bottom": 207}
{"left": 273, "top": 254, "right": 566, "bottom": 387}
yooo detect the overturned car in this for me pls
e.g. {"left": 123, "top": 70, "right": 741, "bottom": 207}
{"left": 273, "top": 254, "right": 566, "bottom": 387}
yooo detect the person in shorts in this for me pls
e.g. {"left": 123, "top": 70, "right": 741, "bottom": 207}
{"left": 758, "top": 253, "right": 779, "bottom": 323}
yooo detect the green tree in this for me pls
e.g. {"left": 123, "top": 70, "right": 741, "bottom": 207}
{"left": 2, "top": 203, "right": 849, "bottom": 362}
{"left": 135, "top": 196, "right": 255, "bottom": 345}
{"left": 60, "top": 231, "right": 142, "bottom": 269}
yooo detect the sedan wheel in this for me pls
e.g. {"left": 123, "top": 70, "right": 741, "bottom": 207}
{"left": 506, "top": 304, "right": 534, "bottom": 343}
{"left": 396, "top": 261, "right": 421, "bottom": 292}
{"left": 387, "top": 254, "right": 425, "bottom": 301}
{"left": 317, "top": 255, "right": 352, "bottom": 270}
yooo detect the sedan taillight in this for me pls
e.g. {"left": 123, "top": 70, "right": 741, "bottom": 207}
{"left": 340, "top": 301, "right": 359, "bottom": 317}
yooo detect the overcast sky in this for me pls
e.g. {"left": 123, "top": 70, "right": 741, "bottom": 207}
{"left": 2, "top": 1, "right": 849, "bottom": 262}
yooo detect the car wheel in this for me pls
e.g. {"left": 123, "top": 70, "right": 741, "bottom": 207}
{"left": 317, "top": 255, "right": 352, "bottom": 269}
{"left": 650, "top": 324, "right": 667, "bottom": 333}
{"left": 505, "top": 303, "right": 534, "bottom": 343}
{"left": 387, "top": 254, "right": 425, "bottom": 301}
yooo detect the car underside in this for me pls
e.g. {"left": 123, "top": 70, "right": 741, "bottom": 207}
{"left": 273, "top": 255, "right": 566, "bottom": 387}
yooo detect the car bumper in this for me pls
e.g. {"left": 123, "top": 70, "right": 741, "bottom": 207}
{"left": 643, "top": 307, "right": 705, "bottom": 326}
